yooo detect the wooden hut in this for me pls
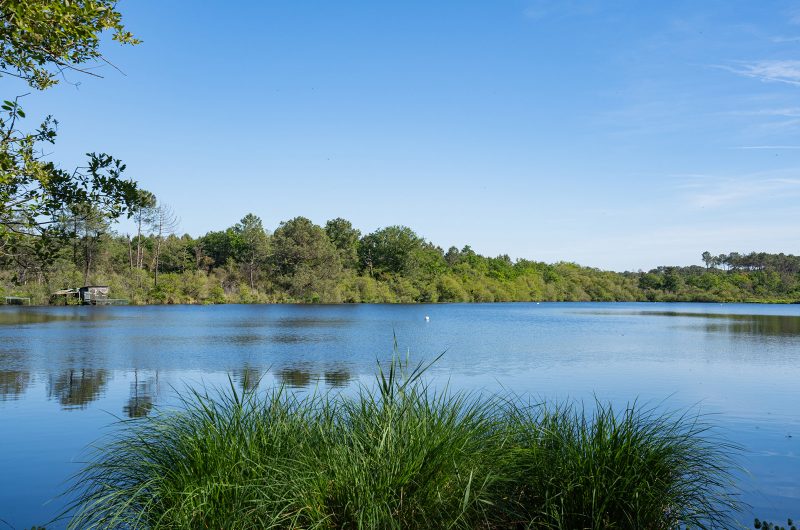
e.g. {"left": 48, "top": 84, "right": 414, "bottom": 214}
{"left": 50, "top": 286, "right": 113, "bottom": 305}
{"left": 50, "top": 288, "right": 78, "bottom": 305}
{"left": 3, "top": 296, "right": 31, "bottom": 305}
{"left": 78, "top": 286, "right": 110, "bottom": 305}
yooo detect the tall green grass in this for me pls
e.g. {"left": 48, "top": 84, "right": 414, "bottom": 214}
{"left": 65, "top": 352, "right": 741, "bottom": 529}
{"left": 500, "top": 400, "right": 740, "bottom": 528}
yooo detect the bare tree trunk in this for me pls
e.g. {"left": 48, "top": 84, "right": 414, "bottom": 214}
{"left": 136, "top": 216, "right": 143, "bottom": 269}
{"left": 148, "top": 204, "right": 178, "bottom": 290}
{"left": 154, "top": 238, "right": 161, "bottom": 287}
{"left": 249, "top": 255, "right": 255, "bottom": 289}
{"left": 72, "top": 216, "right": 79, "bottom": 267}
{"left": 83, "top": 239, "right": 91, "bottom": 286}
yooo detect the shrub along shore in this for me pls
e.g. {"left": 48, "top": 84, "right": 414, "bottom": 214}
{"left": 64, "top": 354, "right": 741, "bottom": 529}
{"left": 2, "top": 213, "right": 799, "bottom": 305}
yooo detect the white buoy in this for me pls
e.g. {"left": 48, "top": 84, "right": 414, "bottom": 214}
{"left": 424, "top": 315, "right": 430, "bottom": 322}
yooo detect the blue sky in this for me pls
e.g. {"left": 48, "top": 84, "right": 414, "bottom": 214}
{"left": 10, "top": 0, "right": 800, "bottom": 270}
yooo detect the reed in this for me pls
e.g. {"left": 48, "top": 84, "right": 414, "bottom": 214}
{"left": 65, "top": 352, "right": 741, "bottom": 529}
{"left": 498, "top": 399, "right": 741, "bottom": 528}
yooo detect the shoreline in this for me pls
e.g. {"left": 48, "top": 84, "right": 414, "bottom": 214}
{"left": 3, "top": 298, "right": 800, "bottom": 308}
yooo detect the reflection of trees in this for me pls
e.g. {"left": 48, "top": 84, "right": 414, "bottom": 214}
{"left": 233, "top": 366, "right": 261, "bottom": 392}
{"left": 324, "top": 369, "right": 351, "bottom": 388}
{"left": 706, "top": 315, "right": 800, "bottom": 337}
{"left": 123, "top": 369, "right": 157, "bottom": 418}
{"left": 643, "top": 311, "right": 800, "bottom": 337}
{"left": 48, "top": 369, "right": 108, "bottom": 409}
{"left": 0, "top": 370, "right": 30, "bottom": 401}
{"left": 0, "top": 310, "right": 113, "bottom": 325}
{"left": 277, "top": 368, "right": 313, "bottom": 388}
{"left": 275, "top": 366, "right": 352, "bottom": 389}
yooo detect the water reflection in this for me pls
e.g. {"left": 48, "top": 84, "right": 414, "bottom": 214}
{"left": 0, "top": 348, "right": 29, "bottom": 400}
{"left": 701, "top": 319, "right": 800, "bottom": 336}
{"left": 1, "top": 303, "right": 800, "bottom": 527}
{"left": 230, "top": 317, "right": 353, "bottom": 329}
{"left": 275, "top": 365, "right": 352, "bottom": 389}
{"left": 0, "top": 370, "right": 30, "bottom": 401}
{"left": 324, "top": 369, "right": 351, "bottom": 388}
{"left": 0, "top": 363, "right": 355, "bottom": 403}
{"left": 578, "top": 310, "right": 800, "bottom": 337}
{"left": 208, "top": 334, "right": 266, "bottom": 346}
{"left": 0, "top": 308, "right": 114, "bottom": 326}
{"left": 648, "top": 311, "right": 800, "bottom": 337}
{"left": 277, "top": 367, "right": 314, "bottom": 388}
{"left": 123, "top": 370, "right": 158, "bottom": 418}
{"left": 272, "top": 333, "right": 335, "bottom": 344}
{"left": 233, "top": 365, "right": 262, "bottom": 392}
{"left": 273, "top": 317, "right": 352, "bottom": 329}
{"left": 48, "top": 369, "right": 108, "bottom": 409}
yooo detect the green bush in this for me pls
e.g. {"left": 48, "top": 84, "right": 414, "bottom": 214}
{"left": 66, "top": 353, "right": 740, "bottom": 529}
{"left": 500, "top": 401, "right": 740, "bottom": 528}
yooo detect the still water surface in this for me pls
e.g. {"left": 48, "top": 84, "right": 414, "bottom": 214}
{"left": 0, "top": 302, "right": 798, "bottom": 527}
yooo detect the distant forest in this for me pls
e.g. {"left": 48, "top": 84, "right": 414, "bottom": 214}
{"left": 1, "top": 1, "right": 797, "bottom": 309}
{"left": 1, "top": 203, "right": 799, "bottom": 304}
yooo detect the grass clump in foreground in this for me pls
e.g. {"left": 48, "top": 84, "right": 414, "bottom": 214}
{"left": 65, "top": 352, "right": 741, "bottom": 529}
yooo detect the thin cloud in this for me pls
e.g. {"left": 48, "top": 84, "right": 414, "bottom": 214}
{"left": 523, "top": 6, "right": 551, "bottom": 20}
{"left": 733, "top": 145, "right": 800, "bottom": 149}
{"left": 523, "top": 0, "right": 600, "bottom": 20}
{"left": 720, "top": 60, "right": 800, "bottom": 86}
{"left": 679, "top": 174, "right": 800, "bottom": 208}
{"left": 719, "top": 107, "right": 800, "bottom": 134}
{"left": 787, "top": 7, "right": 800, "bottom": 26}
{"left": 724, "top": 107, "right": 800, "bottom": 117}
{"left": 771, "top": 35, "right": 800, "bottom": 43}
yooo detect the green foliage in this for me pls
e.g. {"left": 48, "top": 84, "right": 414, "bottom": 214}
{"left": 0, "top": 0, "right": 139, "bottom": 90}
{"left": 636, "top": 253, "right": 800, "bottom": 303}
{"left": 232, "top": 213, "right": 270, "bottom": 288}
{"left": 0, "top": 98, "right": 139, "bottom": 257}
{"left": 325, "top": 217, "right": 361, "bottom": 270}
{"left": 3, "top": 216, "right": 800, "bottom": 305}
{"left": 270, "top": 216, "right": 342, "bottom": 301}
{"left": 1, "top": 0, "right": 140, "bottom": 271}
{"left": 198, "top": 228, "right": 237, "bottom": 268}
{"left": 359, "top": 225, "right": 424, "bottom": 277}
{"left": 65, "top": 351, "right": 741, "bottom": 529}
{"left": 436, "top": 274, "right": 470, "bottom": 302}
{"left": 503, "top": 400, "right": 740, "bottom": 529}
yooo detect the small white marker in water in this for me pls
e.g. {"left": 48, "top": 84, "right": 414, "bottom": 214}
{"left": 424, "top": 315, "right": 430, "bottom": 322}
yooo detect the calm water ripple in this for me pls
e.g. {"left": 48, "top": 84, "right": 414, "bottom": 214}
{"left": 0, "top": 302, "right": 798, "bottom": 527}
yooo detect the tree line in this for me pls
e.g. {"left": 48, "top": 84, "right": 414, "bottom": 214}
{"left": 1, "top": 193, "right": 798, "bottom": 304}
{"left": 1, "top": 2, "right": 798, "bottom": 306}
{"left": 701, "top": 251, "right": 800, "bottom": 274}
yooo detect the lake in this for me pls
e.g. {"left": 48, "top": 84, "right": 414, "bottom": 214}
{"left": 1, "top": 302, "right": 798, "bottom": 527}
